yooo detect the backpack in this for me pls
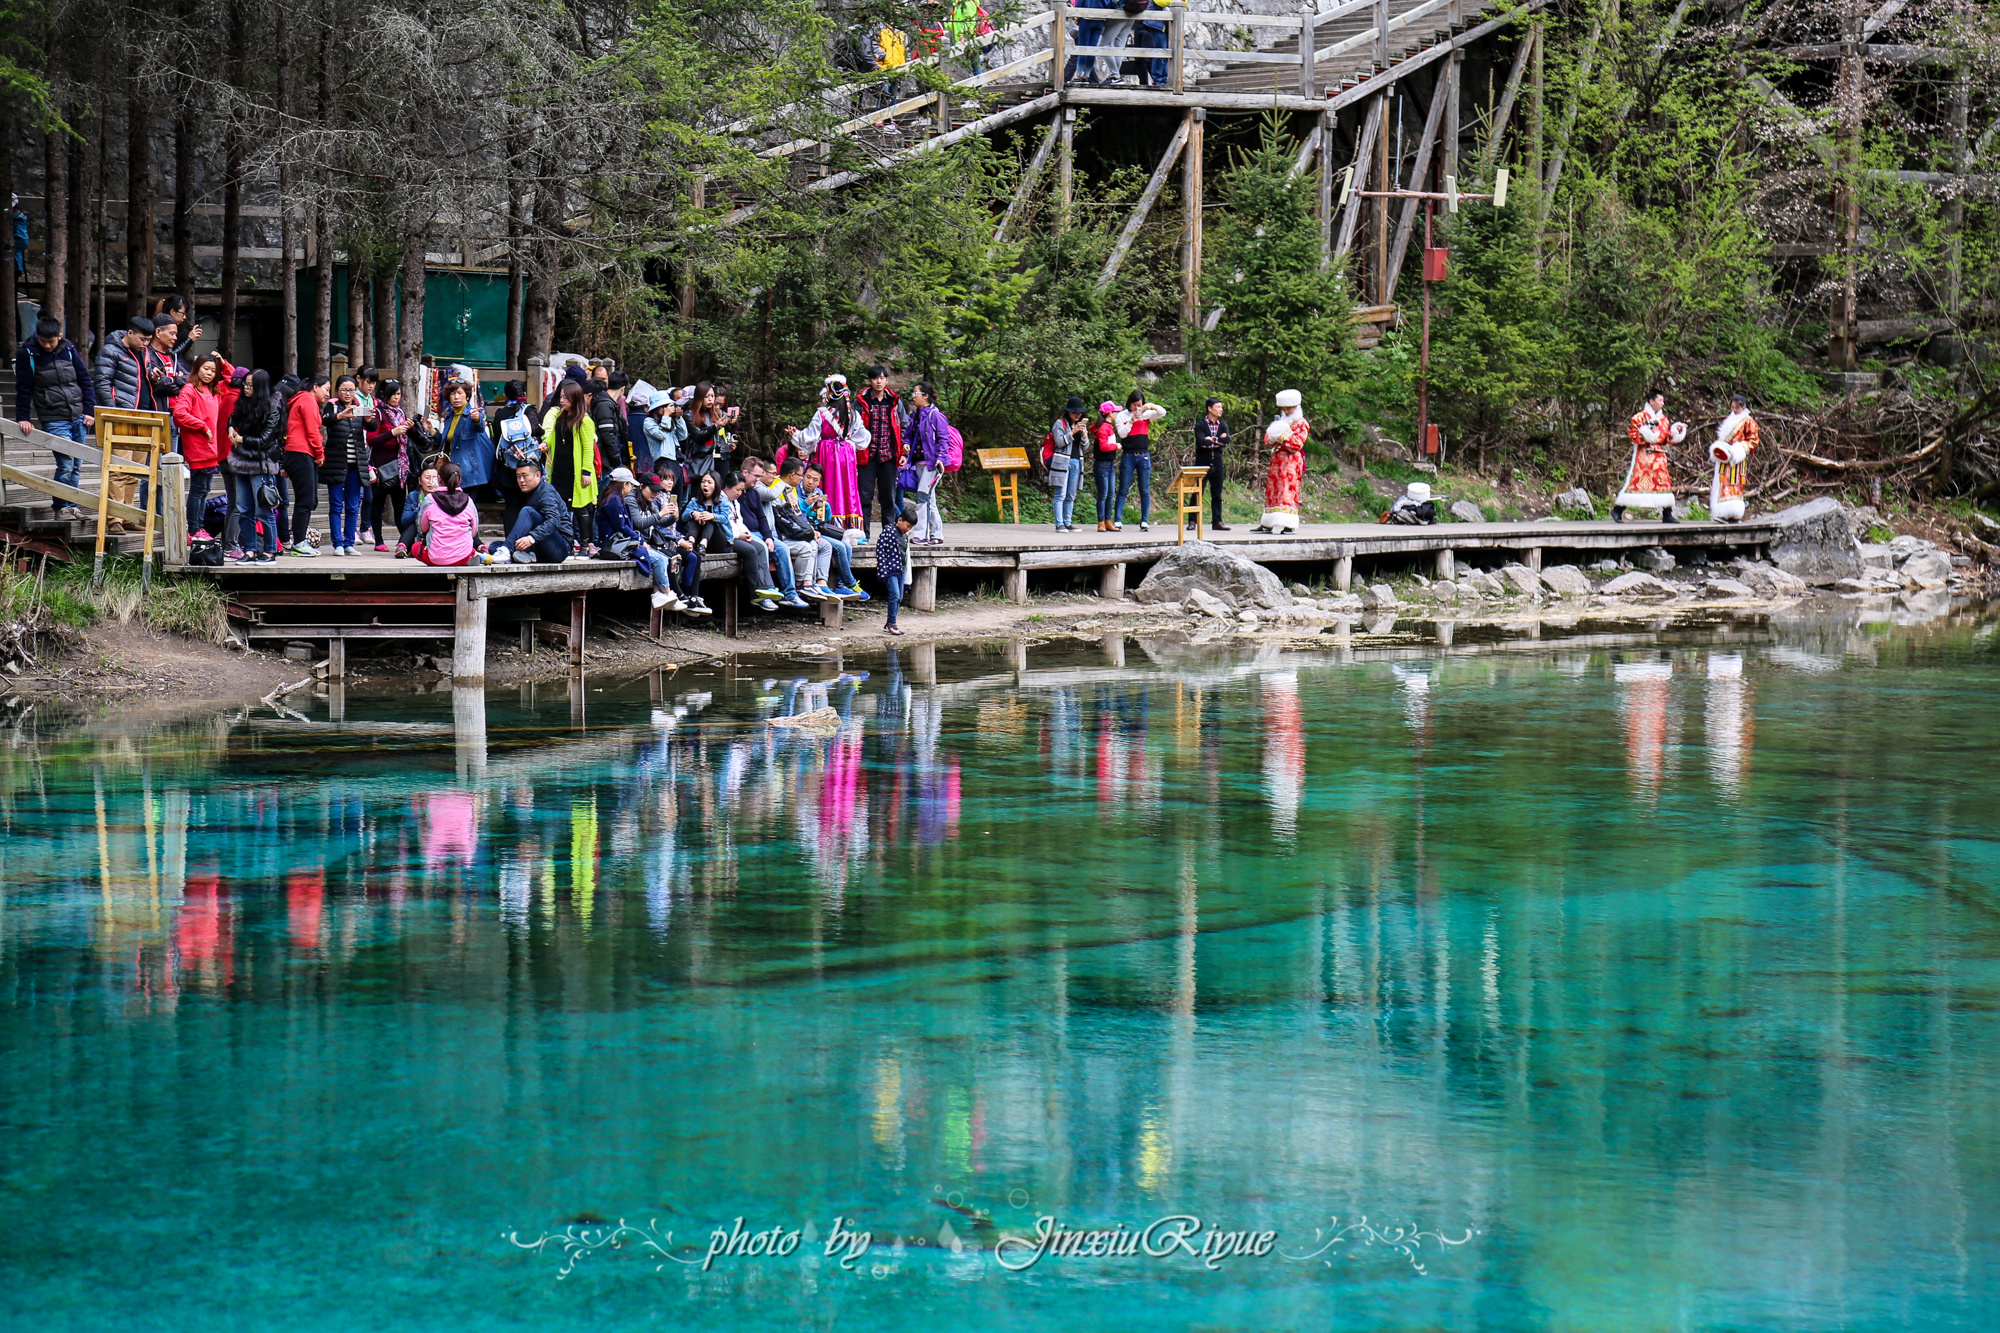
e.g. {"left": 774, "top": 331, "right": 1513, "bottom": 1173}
{"left": 1121, "top": 0, "right": 1149, "bottom": 15}
{"left": 273, "top": 373, "right": 306, "bottom": 412}
{"left": 943, "top": 422, "right": 964, "bottom": 472}
{"left": 1039, "top": 430, "right": 1055, "bottom": 465}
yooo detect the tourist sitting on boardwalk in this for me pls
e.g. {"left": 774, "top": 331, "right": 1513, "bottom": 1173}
{"left": 415, "top": 462, "right": 479, "bottom": 567}
{"left": 1708, "top": 394, "right": 1758, "bottom": 524}
{"left": 598, "top": 467, "right": 692, "bottom": 611}
{"left": 715, "top": 469, "right": 786, "bottom": 611}
{"left": 490, "top": 461, "right": 576, "bottom": 565}
{"left": 1383, "top": 481, "right": 1437, "bottom": 525}
{"left": 1113, "top": 390, "right": 1167, "bottom": 533}
{"left": 1093, "top": 401, "right": 1120, "bottom": 531}
{"left": 1615, "top": 388, "right": 1684, "bottom": 524}
{"left": 679, "top": 470, "right": 727, "bottom": 556}
{"left": 793, "top": 458, "right": 867, "bottom": 600}
{"left": 739, "top": 457, "right": 813, "bottom": 607}
{"left": 1253, "top": 390, "right": 1307, "bottom": 534}
{"left": 396, "top": 464, "right": 442, "bottom": 556}
{"left": 633, "top": 476, "right": 710, "bottom": 615}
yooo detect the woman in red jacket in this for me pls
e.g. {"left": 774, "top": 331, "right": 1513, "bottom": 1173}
{"left": 171, "top": 353, "right": 232, "bottom": 536}
{"left": 283, "top": 374, "right": 331, "bottom": 556}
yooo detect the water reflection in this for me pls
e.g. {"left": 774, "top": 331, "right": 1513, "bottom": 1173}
{"left": 0, "top": 606, "right": 1996, "bottom": 1330}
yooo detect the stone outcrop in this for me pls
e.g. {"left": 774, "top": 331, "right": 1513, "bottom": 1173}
{"left": 1766, "top": 498, "right": 1865, "bottom": 585}
{"left": 1601, "top": 571, "right": 1674, "bottom": 598}
{"left": 1539, "top": 564, "right": 1593, "bottom": 596}
{"left": 1134, "top": 541, "right": 1292, "bottom": 610}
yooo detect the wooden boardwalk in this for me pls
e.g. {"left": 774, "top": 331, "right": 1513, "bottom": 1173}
{"left": 189, "top": 516, "right": 1780, "bottom": 680}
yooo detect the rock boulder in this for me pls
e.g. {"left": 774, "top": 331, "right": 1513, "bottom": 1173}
{"left": 1539, "top": 564, "right": 1593, "bottom": 596}
{"left": 1636, "top": 546, "right": 1676, "bottom": 572}
{"left": 1601, "top": 571, "right": 1674, "bottom": 598}
{"left": 1499, "top": 564, "right": 1545, "bottom": 595}
{"left": 1182, "top": 589, "right": 1236, "bottom": 619}
{"left": 1449, "top": 500, "right": 1486, "bottom": 524}
{"left": 1735, "top": 562, "right": 1809, "bottom": 595}
{"left": 1900, "top": 549, "right": 1952, "bottom": 589}
{"left": 1134, "top": 541, "right": 1292, "bottom": 610}
{"left": 1555, "top": 487, "right": 1594, "bottom": 514}
{"left": 1703, "top": 578, "right": 1755, "bottom": 598}
{"left": 1360, "top": 583, "right": 1399, "bottom": 609}
{"left": 1767, "top": 498, "right": 1865, "bottom": 585}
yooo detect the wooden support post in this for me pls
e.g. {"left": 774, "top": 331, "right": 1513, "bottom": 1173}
{"left": 159, "top": 453, "right": 187, "bottom": 568}
{"left": 519, "top": 622, "right": 534, "bottom": 654}
{"left": 992, "top": 120, "right": 1061, "bottom": 252}
{"left": 452, "top": 579, "right": 488, "bottom": 681}
{"left": 1052, "top": 0, "right": 1068, "bottom": 91}
{"left": 723, "top": 581, "right": 741, "bottom": 638}
{"left": 1525, "top": 547, "right": 1542, "bottom": 572}
{"left": 1434, "top": 548, "right": 1455, "bottom": 580}
{"left": 1011, "top": 637, "right": 1029, "bottom": 674}
{"left": 568, "top": 593, "right": 585, "bottom": 667}
{"left": 1100, "top": 631, "right": 1126, "bottom": 667}
{"left": 1375, "top": 91, "right": 1391, "bottom": 304}
{"left": 328, "top": 680, "right": 346, "bottom": 722}
{"left": 649, "top": 670, "right": 664, "bottom": 704}
{"left": 1180, "top": 109, "right": 1204, "bottom": 335}
{"left": 1444, "top": 52, "right": 1461, "bottom": 182}
{"left": 1317, "top": 111, "right": 1335, "bottom": 267}
{"left": 1374, "top": 0, "right": 1389, "bottom": 68}
{"left": 1479, "top": 28, "right": 1535, "bottom": 181}
{"left": 569, "top": 670, "right": 586, "bottom": 728}
{"left": 911, "top": 640, "right": 937, "bottom": 684}
{"left": 328, "top": 635, "right": 346, "bottom": 679}
{"left": 1058, "top": 109, "right": 1076, "bottom": 226}
{"left": 913, "top": 564, "right": 939, "bottom": 611}
{"left": 649, "top": 604, "right": 664, "bottom": 640}
{"left": 1099, "top": 116, "right": 1191, "bottom": 289}
{"left": 1169, "top": 2, "right": 1185, "bottom": 95}
{"left": 1334, "top": 554, "right": 1353, "bottom": 592}
{"left": 1334, "top": 97, "right": 1385, "bottom": 259}
{"left": 1299, "top": 12, "right": 1316, "bottom": 97}
{"left": 1003, "top": 567, "right": 1028, "bottom": 604}
{"left": 1384, "top": 77, "right": 1448, "bottom": 305}
{"left": 819, "top": 596, "right": 845, "bottom": 628}
{"left": 1099, "top": 562, "right": 1127, "bottom": 599}
{"left": 936, "top": 90, "right": 951, "bottom": 138}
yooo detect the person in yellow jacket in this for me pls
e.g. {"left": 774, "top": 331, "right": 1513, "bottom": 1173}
{"left": 541, "top": 379, "right": 601, "bottom": 551}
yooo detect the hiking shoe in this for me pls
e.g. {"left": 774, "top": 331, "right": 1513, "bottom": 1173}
{"left": 651, "top": 590, "right": 672, "bottom": 610}
{"left": 394, "top": 543, "right": 409, "bottom": 558}
{"left": 286, "top": 542, "right": 319, "bottom": 558}
{"left": 224, "top": 548, "right": 246, "bottom": 562}
{"left": 783, "top": 594, "right": 812, "bottom": 609}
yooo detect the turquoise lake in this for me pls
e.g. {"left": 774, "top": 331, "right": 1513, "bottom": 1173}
{"left": 1, "top": 608, "right": 1996, "bottom": 1330}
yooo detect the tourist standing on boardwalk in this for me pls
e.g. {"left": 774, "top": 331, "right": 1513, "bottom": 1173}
{"left": 170, "top": 353, "right": 230, "bottom": 535}
{"left": 1113, "top": 390, "right": 1166, "bottom": 532}
{"left": 905, "top": 382, "right": 950, "bottom": 545}
{"left": 283, "top": 373, "right": 331, "bottom": 557}
{"left": 1253, "top": 389, "right": 1307, "bottom": 534}
{"left": 854, "top": 366, "right": 904, "bottom": 540}
{"left": 368, "top": 380, "right": 414, "bottom": 553}
{"left": 1093, "top": 400, "right": 1120, "bottom": 530}
{"left": 682, "top": 382, "right": 728, "bottom": 484}
{"left": 542, "top": 379, "right": 599, "bottom": 551}
{"left": 1191, "top": 396, "right": 1230, "bottom": 530}
{"left": 1708, "top": 394, "right": 1758, "bottom": 523}
{"left": 321, "top": 374, "right": 371, "bottom": 556}
{"left": 1614, "top": 388, "right": 1684, "bottom": 524}
{"left": 795, "top": 373, "right": 869, "bottom": 530}
{"left": 222, "top": 369, "right": 283, "bottom": 562}
{"left": 1045, "top": 396, "right": 1089, "bottom": 532}
{"left": 13, "top": 315, "right": 95, "bottom": 519}
{"left": 493, "top": 379, "right": 543, "bottom": 533}
{"left": 437, "top": 380, "right": 493, "bottom": 495}
{"left": 876, "top": 503, "right": 914, "bottom": 635}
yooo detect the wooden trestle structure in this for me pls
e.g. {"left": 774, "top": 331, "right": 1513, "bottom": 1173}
{"left": 768, "top": 0, "right": 1547, "bottom": 351}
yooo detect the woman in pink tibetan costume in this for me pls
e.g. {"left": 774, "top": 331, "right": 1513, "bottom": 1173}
{"left": 1613, "top": 387, "right": 1687, "bottom": 524}
{"left": 792, "top": 374, "right": 871, "bottom": 531}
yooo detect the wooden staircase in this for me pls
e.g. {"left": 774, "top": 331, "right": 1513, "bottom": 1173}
{"left": 0, "top": 366, "right": 163, "bottom": 559}
{"left": 1195, "top": 0, "right": 1481, "bottom": 96}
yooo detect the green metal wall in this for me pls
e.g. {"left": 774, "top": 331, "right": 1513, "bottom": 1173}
{"left": 301, "top": 266, "right": 516, "bottom": 369}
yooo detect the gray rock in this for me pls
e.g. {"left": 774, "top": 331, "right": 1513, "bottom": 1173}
{"left": 1555, "top": 487, "right": 1594, "bottom": 514}
{"left": 1636, "top": 546, "right": 1676, "bottom": 572}
{"left": 1833, "top": 577, "right": 1888, "bottom": 595}
{"left": 1859, "top": 543, "right": 1894, "bottom": 569}
{"left": 1449, "top": 500, "right": 1486, "bottom": 524}
{"left": 1182, "top": 588, "right": 1236, "bottom": 619}
{"left": 1499, "top": 563, "right": 1545, "bottom": 595}
{"left": 1458, "top": 569, "right": 1504, "bottom": 597}
{"left": 1767, "top": 497, "right": 1865, "bottom": 585}
{"left": 1134, "top": 540, "right": 1293, "bottom": 610}
{"left": 1238, "top": 609, "right": 1261, "bottom": 624}
{"left": 1845, "top": 504, "right": 1886, "bottom": 542}
{"left": 1288, "top": 582, "right": 1314, "bottom": 598}
{"left": 1539, "top": 564, "right": 1593, "bottom": 596}
{"left": 1362, "top": 614, "right": 1399, "bottom": 635}
{"left": 1974, "top": 511, "right": 2000, "bottom": 535}
{"left": 1735, "top": 562, "right": 1809, "bottom": 595}
{"left": 1703, "top": 578, "right": 1755, "bottom": 598}
{"left": 1901, "top": 549, "right": 1952, "bottom": 589}
{"left": 1592, "top": 558, "right": 1621, "bottom": 572}
{"left": 1887, "top": 534, "right": 1938, "bottom": 564}
{"left": 1360, "top": 583, "right": 1399, "bottom": 609}
{"left": 1601, "top": 571, "right": 1674, "bottom": 598}
{"left": 1429, "top": 579, "right": 1459, "bottom": 599}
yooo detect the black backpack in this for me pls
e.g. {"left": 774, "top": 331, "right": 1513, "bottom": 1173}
{"left": 1122, "top": 0, "right": 1150, "bottom": 15}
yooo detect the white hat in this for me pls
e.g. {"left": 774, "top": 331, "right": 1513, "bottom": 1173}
{"left": 607, "top": 467, "right": 637, "bottom": 484}
{"left": 1274, "top": 389, "right": 1302, "bottom": 408}
{"left": 824, "top": 373, "right": 849, "bottom": 387}
{"left": 1406, "top": 482, "right": 1431, "bottom": 502}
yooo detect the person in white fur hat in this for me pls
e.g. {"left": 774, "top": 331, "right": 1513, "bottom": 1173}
{"left": 1708, "top": 393, "right": 1759, "bottom": 523}
{"left": 1253, "top": 389, "right": 1309, "bottom": 533}
{"left": 1615, "top": 387, "right": 1686, "bottom": 523}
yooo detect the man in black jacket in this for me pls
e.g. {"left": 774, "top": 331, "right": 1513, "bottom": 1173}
{"left": 13, "top": 315, "right": 97, "bottom": 515}
{"left": 589, "top": 368, "right": 631, "bottom": 473}
{"left": 491, "top": 462, "right": 576, "bottom": 564}
{"left": 1192, "top": 397, "right": 1230, "bottom": 530}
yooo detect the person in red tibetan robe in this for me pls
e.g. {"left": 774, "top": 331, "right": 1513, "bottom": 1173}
{"left": 1254, "top": 389, "right": 1308, "bottom": 534}
{"left": 1708, "top": 393, "right": 1759, "bottom": 523}
{"left": 1614, "top": 388, "right": 1686, "bottom": 523}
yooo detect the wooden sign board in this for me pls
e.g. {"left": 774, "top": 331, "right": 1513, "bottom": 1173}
{"left": 977, "top": 447, "right": 1031, "bottom": 471}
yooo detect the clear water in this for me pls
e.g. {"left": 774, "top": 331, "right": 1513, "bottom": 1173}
{"left": 2, "top": 610, "right": 1997, "bottom": 1331}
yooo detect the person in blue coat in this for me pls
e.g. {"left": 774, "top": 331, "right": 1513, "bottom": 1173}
{"left": 437, "top": 380, "right": 494, "bottom": 494}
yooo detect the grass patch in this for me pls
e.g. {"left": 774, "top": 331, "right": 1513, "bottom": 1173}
{"left": 1, "top": 554, "right": 232, "bottom": 645}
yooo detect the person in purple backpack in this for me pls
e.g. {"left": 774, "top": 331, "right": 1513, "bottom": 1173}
{"left": 905, "top": 382, "right": 951, "bottom": 546}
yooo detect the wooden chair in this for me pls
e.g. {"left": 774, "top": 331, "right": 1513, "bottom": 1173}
{"left": 1169, "top": 466, "right": 1210, "bottom": 543}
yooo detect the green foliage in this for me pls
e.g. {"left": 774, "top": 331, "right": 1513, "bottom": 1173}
{"left": 1428, "top": 197, "right": 1571, "bottom": 446}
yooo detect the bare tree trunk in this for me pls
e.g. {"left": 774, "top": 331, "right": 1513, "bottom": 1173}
{"left": 348, "top": 260, "right": 368, "bottom": 370}
{"left": 173, "top": 110, "right": 194, "bottom": 298}
{"left": 505, "top": 153, "right": 524, "bottom": 372}
{"left": 315, "top": 205, "right": 333, "bottom": 373}
{"left": 219, "top": 0, "right": 245, "bottom": 360}
{"left": 0, "top": 108, "right": 15, "bottom": 359}
{"left": 126, "top": 79, "right": 153, "bottom": 319}
{"left": 398, "top": 222, "right": 426, "bottom": 391}
{"left": 44, "top": 125, "right": 68, "bottom": 333}
{"left": 65, "top": 132, "right": 87, "bottom": 342}
{"left": 373, "top": 267, "right": 395, "bottom": 374}
{"left": 521, "top": 163, "right": 562, "bottom": 363}
{"left": 279, "top": 46, "right": 297, "bottom": 375}
{"left": 94, "top": 109, "right": 109, "bottom": 356}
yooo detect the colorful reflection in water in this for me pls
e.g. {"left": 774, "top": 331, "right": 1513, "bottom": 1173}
{"left": 1, "top": 611, "right": 1998, "bottom": 1331}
